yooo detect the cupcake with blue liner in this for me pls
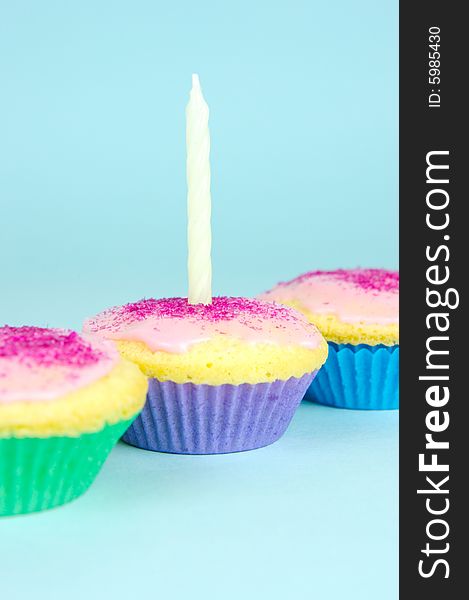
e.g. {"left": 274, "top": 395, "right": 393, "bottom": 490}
{"left": 84, "top": 296, "right": 328, "bottom": 454}
{"left": 0, "top": 326, "right": 147, "bottom": 516}
{"left": 260, "top": 269, "right": 399, "bottom": 410}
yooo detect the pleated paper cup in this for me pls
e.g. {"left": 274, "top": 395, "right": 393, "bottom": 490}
{"left": 305, "top": 342, "right": 399, "bottom": 410}
{"left": 122, "top": 372, "right": 316, "bottom": 454}
{"left": 0, "top": 418, "right": 133, "bottom": 517}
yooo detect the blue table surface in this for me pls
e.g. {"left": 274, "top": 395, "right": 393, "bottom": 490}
{"left": 1, "top": 402, "right": 398, "bottom": 600}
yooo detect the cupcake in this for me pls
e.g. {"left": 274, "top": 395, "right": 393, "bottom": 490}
{"left": 0, "top": 326, "right": 147, "bottom": 516}
{"left": 260, "top": 269, "right": 399, "bottom": 410}
{"left": 83, "top": 296, "right": 328, "bottom": 454}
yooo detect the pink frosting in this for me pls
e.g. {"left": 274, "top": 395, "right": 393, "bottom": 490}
{"left": 0, "top": 326, "right": 119, "bottom": 404}
{"left": 83, "top": 297, "right": 323, "bottom": 353}
{"left": 260, "top": 269, "right": 399, "bottom": 325}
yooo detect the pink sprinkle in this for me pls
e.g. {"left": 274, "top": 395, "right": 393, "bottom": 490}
{"left": 284, "top": 269, "right": 399, "bottom": 293}
{"left": 86, "top": 296, "right": 303, "bottom": 333}
{"left": 0, "top": 326, "right": 106, "bottom": 368}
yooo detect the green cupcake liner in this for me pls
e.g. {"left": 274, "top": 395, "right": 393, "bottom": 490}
{"left": 0, "top": 418, "right": 133, "bottom": 517}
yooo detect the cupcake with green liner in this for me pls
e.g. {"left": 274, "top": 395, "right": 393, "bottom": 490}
{"left": 84, "top": 296, "right": 328, "bottom": 454}
{"left": 260, "top": 269, "right": 399, "bottom": 410}
{"left": 0, "top": 326, "right": 147, "bottom": 517}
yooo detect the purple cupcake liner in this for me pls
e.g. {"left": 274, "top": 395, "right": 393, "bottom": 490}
{"left": 305, "top": 342, "right": 399, "bottom": 410}
{"left": 122, "top": 372, "right": 316, "bottom": 454}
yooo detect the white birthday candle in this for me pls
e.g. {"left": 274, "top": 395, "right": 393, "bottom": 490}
{"left": 186, "top": 74, "right": 212, "bottom": 305}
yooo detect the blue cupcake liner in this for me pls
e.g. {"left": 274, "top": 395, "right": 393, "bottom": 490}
{"left": 305, "top": 342, "right": 399, "bottom": 410}
{"left": 122, "top": 372, "right": 316, "bottom": 454}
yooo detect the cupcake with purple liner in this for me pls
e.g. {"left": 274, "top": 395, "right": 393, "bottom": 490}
{"left": 260, "top": 269, "right": 399, "bottom": 410}
{"left": 84, "top": 296, "right": 328, "bottom": 454}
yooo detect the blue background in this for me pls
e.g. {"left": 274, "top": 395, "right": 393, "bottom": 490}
{"left": 0, "top": 1, "right": 398, "bottom": 598}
